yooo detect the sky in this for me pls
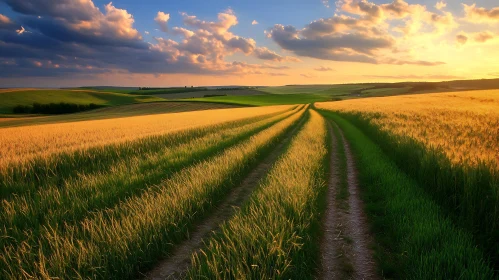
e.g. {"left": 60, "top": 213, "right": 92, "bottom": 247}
{"left": 0, "top": 0, "right": 498, "bottom": 87}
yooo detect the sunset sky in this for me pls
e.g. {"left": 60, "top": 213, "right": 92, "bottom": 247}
{"left": 0, "top": 0, "right": 498, "bottom": 87}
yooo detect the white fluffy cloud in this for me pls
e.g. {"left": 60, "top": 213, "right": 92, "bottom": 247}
{"left": 155, "top": 11, "right": 170, "bottom": 32}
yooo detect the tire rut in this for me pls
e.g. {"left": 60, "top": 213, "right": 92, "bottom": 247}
{"left": 142, "top": 110, "right": 308, "bottom": 280}
{"left": 320, "top": 121, "right": 378, "bottom": 280}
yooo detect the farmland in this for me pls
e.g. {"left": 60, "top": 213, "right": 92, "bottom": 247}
{"left": 317, "top": 90, "right": 499, "bottom": 277}
{"left": 0, "top": 86, "right": 498, "bottom": 279}
{"left": 0, "top": 102, "right": 242, "bottom": 128}
{"left": 0, "top": 89, "right": 164, "bottom": 114}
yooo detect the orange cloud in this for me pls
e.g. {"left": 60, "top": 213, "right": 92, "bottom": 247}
{"left": 463, "top": 4, "right": 499, "bottom": 23}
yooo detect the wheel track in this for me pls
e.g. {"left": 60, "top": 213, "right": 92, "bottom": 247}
{"left": 321, "top": 120, "right": 378, "bottom": 280}
{"left": 143, "top": 108, "right": 309, "bottom": 280}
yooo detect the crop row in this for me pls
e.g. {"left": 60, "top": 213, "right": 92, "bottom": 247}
{"left": 0, "top": 105, "right": 307, "bottom": 279}
{"left": 188, "top": 110, "right": 327, "bottom": 279}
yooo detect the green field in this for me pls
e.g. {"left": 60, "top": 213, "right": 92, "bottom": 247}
{"left": 359, "top": 87, "right": 411, "bottom": 96}
{"left": 187, "top": 93, "right": 336, "bottom": 106}
{"left": 257, "top": 84, "right": 368, "bottom": 95}
{"left": 0, "top": 89, "right": 163, "bottom": 113}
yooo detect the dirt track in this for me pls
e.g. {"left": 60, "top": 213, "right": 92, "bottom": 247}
{"left": 320, "top": 121, "right": 378, "bottom": 280}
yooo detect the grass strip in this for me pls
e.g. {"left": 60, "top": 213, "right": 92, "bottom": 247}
{"left": 330, "top": 123, "right": 349, "bottom": 207}
{"left": 187, "top": 109, "right": 327, "bottom": 279}
{"left": 0, "top": 106, "right": 307, "bottom": 279}
{"left": 320, "top": 111, "right": 495, "bottom": 280}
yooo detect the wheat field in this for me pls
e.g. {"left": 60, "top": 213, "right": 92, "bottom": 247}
{"left": 0, "top": 105, "right": 292, "bottom": 170}
{"left": 316, "top": 90, "right": 499, "bottom": 169}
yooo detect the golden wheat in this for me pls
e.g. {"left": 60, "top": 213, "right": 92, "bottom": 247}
{"left": 189, "top": 109, "right": 327, "bottom": 278}
{"left": 1, "top": 106, "right": 306, "bottom": 278}
{"left": 316, "top": 90, "right": 499, "bottom": 168}
{"left": 0, "top": 105, "right": 292, "bottom": 169}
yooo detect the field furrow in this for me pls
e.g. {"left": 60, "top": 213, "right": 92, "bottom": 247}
{"left": 187, "top": 109, "right": 327, "bottom": 279}
{"left": 145, "top": 106, "right": 309, "bottom": 280}
{"left": 0, "top": 105, "right": 306, "bottom": 279}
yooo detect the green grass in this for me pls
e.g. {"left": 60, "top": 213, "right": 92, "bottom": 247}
{"left": 76, "top": 87, "right": 139, "bottom": 94}
{"left": 257, "top": 84, "right": 368, "bottom": 95}
{"left": 187, "top": 93, "right": 335, "bottom": 106}
{"left": 359, "top": 87, "right": 411, "bottom": 97}
{"left": 0, "top": 89, "right": 163, "bottom": 113}
{"left": 330, "top": 123, "right": 349, "bottom": 206}
{"left": 0, "top": 106, "right": 306, "bottom": 279}
{"left": 320, "top": 110, "right": 495, "bottom": 279}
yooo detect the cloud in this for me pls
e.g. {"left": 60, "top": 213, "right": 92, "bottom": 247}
{"left": 268, "top": 24, "right": 393, "bottom": 64}
{"left": 435, "top": 1, "right": 446, "bottom": 10}
{"left": 456, "top": 34, "right": 468, "bottom": 45}
{"left": 16, "top": 26, "right": 26, "bottom": 35}
{"left": 364, "top": 74, "right": 463, "bottom": 80}
{"left": 181, "top": 10, "right": 238, "bottom": 35}
{"left": 268, "top": 72, "right": 289, "bottom": 76}
{"left": 456, "top": 31, "right": 496, "bottom": 45}
{"left": 322, "top": 0, "right": 330, "bottom": 8}
{"left": 0, "top": 2, "right": 293, "bottom": 79}
{"left": 251, "top": 20, "right": 258, "bottom": 25}
{"left": 463, "top": 4, "right": 499, "bottom": 23}
{"left": 155, "top": 11, "right": 170, "bottom": 32}
{"left": 254, "top": 47, "right": 300, "bottom": 62}
{"left": 266, "top": 0, "right": 449, "bottom": 66}
{"left": 429, "top": 12, "right": 457, "bottom": 34}
{"left": 0, "top": 14, "right": 13, "bottom": 26}
{"left": 144, "top": 31, "right": 149, "bottom": 35}
{"left": 473, "top": 31, "right": 494, "bottom": 43}
{"left": 314, "top": 66, "right": 334, "bottom": 71}
{"left": 300, "top": 73, "right": 316, "bottom": 78}
{"left": 382, "top": 59, "right": 445, "bottom": 66}
{"left": 3, "top": 0, "right": 101, "bottom": 22}
{"left": 340, "top": 0, "right": 457, "bottom": 36}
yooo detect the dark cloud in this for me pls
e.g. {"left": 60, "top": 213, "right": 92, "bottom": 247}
{"left": 268, "top": 24, "right": 392, "bottom": 64}
{"left": 0, "top": 1, "right": 293, "bottom": 78}
{"left": 2, "top": 0, "right": 100, "bottom": 22}
{"left": 253, "top": 47, "right": 300, "bottom": 62}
